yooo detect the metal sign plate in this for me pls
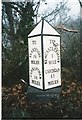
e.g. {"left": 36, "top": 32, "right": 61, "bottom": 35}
{"left": 28, "top": 36, "right": 43, "bottom": 89}
{"left": 43, "top": 36, "right": 61, "bottom": 89}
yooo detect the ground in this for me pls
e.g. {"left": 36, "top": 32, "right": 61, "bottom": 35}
{"left": 2, "top": 79, "right": 82, "bottom": 119}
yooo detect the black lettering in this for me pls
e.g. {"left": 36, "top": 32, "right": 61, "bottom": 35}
{"left": 50, "top": 40, "right": 52, "bottom": 44}
{"left": 45, "top": 60, "right": 47, "bottom": 64}
{"left": 45, "top": 68, "right": 60, "bottom": 74}
{"left": 34, "top": 76, "right": 38, "bottom": 80}
{"left": 49, "top": 39, "right": 56, "bottom": 44}
{"left": 51, "top": 74, "right": 55, "bottom": 78}
{"left": 32, "top": 40, "right": 36, "bottom": 45}
{"left": 48, "top": 80, "right": 58, "bottom": 85}
{"left": 31, "top": 60, "right": 39, "bottom": 64}
{"left": 49, "top": 60, "right": 56, "bottom": 64}
{"left": 51, "top": 54, "right": 53, "bottom": 58}
{"left": 30, "top": 67, "right": 42, "bottom": 82}
{"left": 32, "top": 80, "right": 40, "bottom": 86}
{"left": 29, "top": 48, "right": 41, "bottom": 58}
{"left": 33, "top": 54, "right": 37, "bottom": 58}
{"left": 45, "top": 46, "right": 60, "bottom": 61}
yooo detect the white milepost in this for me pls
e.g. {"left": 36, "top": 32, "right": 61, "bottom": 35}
{"left": 28, "top": 18, "right": 61, "bottom": 90}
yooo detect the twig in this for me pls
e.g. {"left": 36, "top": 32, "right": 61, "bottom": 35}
{"left": 43, "top": 0, "right": 68, "bottom": 19}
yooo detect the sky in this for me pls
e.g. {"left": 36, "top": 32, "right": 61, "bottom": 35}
{"left": 37, "top": 0, "right": 80, "bottom": 21}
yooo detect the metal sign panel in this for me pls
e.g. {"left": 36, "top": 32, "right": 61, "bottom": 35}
{"left": 43, "top": 20, "right": 60, "bottom": 36}
{"left": 43, "top": 36, "right": 61, "bottom": 89}
{"left": 28, "top": 36, "right": 43, "bottom": 89}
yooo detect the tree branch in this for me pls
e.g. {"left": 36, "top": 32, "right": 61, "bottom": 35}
{"left": 56, "top": 25, "right": 79, "bottom": 33}
{"left": 43, "top": 0, "right": 68, "bottom": 19}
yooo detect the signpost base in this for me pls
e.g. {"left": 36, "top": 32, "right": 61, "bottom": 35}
{"left": 27, "top": 86, "right": 61, "bottom": 103}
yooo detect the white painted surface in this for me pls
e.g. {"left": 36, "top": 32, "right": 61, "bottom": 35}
{"left": 28, "top": 36, "right": 43, "bottom": 89}
{"left": 28, "top": 21, "right": 42, "bottom": 37}
{"left": 43, "top": 36, "right": 61, "bottom": 89}
{"left": 28, "top": 20, "right": 60, "bottom": 37}
{"left": 28, "top": 19, "right": 61, "bottom": 90}
{"left": 43, "top": 20, "right": 60, "bottom": 35}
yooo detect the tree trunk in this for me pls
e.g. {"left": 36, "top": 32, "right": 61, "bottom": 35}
{"left": 4, "top": 2, "right": 15, "bottom": 52}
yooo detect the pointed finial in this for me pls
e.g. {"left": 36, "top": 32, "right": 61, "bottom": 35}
{"left": 41, "top": 16, "right": 44, "bottom": 21}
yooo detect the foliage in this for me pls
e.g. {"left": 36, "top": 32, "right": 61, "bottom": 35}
{"left": 59, "top": 16, "right": 80, "bottom": 81}
{"left": 2, "top": 83, "right": 29, "bottom": 118}
{"left": 60, "top": 80, "right": 82, "bottom": 118}
{"left": 61, "top": 31, "right": 80, "bottom": 81}
{"left": 2, "top": 79, "right": 82, "bottom": 118}
{"left": 2, "top": 2, "right": 35, "bottom": 86}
